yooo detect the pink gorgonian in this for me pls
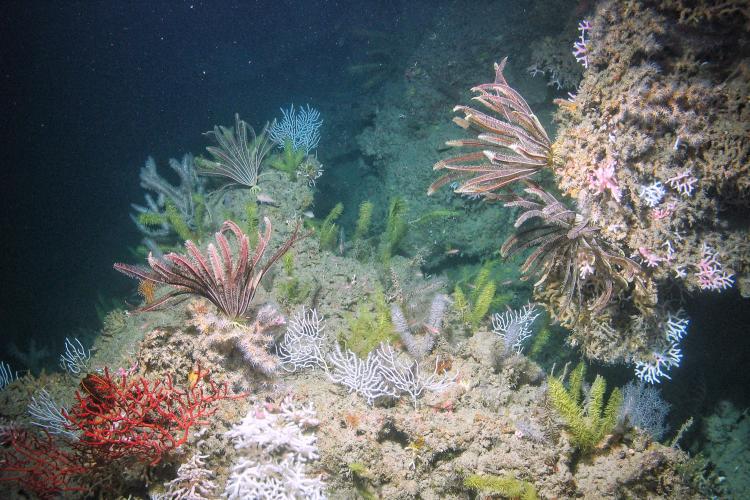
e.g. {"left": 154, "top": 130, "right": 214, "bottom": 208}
{"left": 115, "top": 218, "right": 305, "bottom": 319}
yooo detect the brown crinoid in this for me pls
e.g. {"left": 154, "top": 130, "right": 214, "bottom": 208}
{"left": 501, "top": 182, "right": 643, "bottom": 321}
{"left": 428, "top": 57, "right": 551, "bottom": 197}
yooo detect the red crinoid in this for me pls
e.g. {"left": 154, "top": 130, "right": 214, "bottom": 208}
{"left": 115, "top": 218, "right": 304, "bottom": 319}
{"left": 428, "top": 57, "right": 551, "bottom": 197}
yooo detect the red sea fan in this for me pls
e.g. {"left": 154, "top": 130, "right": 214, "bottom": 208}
{"left": 115, "top": 218, "right": 304, "bottom": 319}
{"left": 64, "top": 367, "right": 239, "bottom": 465}
{"left": 0, "top": 427, "right": 88, "bottom": 499}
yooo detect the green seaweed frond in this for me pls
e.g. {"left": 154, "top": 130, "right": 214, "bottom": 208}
{"left": 269, "top": 138, "right": 306, "bottom": 180}
{"left": 319, "top": 202, "right": 343, "bottom": 251}
{"left": 452, "top": 263, "right": 503, "bottom": 330}
{"left": 453, "top": 286, "right": 469, "bottom": 323}
{"left": 568, "top": 362, "right": 585, "bottom": 405}
{"left": 464, "top": 474, "right": 538, "bottom": 500}
{"left": 354, "top": 200, "right": 374, "bottom": 240}
{"left": 137, "top": 211, "right": 167, "bottom": 228}
{"left": 277, "top": 276, "right": 311, "bottom": 306}
{"left": 380, "top": 197, "right": 407, "bottom": 263}
{"left": 602, "top": 386, "right": 623, "bottom": 434}
{"left": 470, "top": 262, "right": 494, "bottom": 305}
{"left": 547, "top": 362, "right": 623, "bottom": 452}
{"left": 348, "top": 462, "right": 377, "bottom": 500}
{"left": 165, "top": 200, "right": 196, "bottom": 241}
{"left": 340, "top": 288, "right": 396, "bottom": 357}
{"left": 348, "top": 462, "right": 369, "bottom": 476}
{"left": 282, "top": 251, "right": 295, "bottom": 277}
{"left": 470, "top": 280, "right": 495, "bottom": 329}
{"left": 138, "top": 195, "right": 206, "bottom": 242}
{"left": 245, "top": 201, "right": 260, "bottom": 245}
{"left": 528, "top": 320, "right": 552, "bottom": 358}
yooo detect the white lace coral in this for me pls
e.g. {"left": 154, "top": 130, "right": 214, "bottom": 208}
{"left": 224, "top": 396, "right": 326, "bottom": 499}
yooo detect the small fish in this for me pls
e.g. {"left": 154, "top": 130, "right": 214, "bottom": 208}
{"left": 444, "top": 248, "right": 460, "bottom": 256}
{"left": 187, "top": 369, "right": 200, "bottom": 388}
{"left": 188, "top": 365, "right": 208, "bottom": 389}
{"left": 255, "top": 193, "right": 279, "bottom": 206}
{"left": 302, "top": 210, "right": 314, "bottom": 218}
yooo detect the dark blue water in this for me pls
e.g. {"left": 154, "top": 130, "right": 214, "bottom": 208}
{"left": 0, "top": 0, "right": 432, "bottom": 356}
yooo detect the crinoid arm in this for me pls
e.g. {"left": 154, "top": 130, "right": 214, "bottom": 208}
{"left": 500, "top": 182, "right": 642, "bottom": 320}
{"left": 115, "top": 218, "right": 306, "bottom": 319}
{"left": 429, "top": 57, "right": 552, "bottom": 197}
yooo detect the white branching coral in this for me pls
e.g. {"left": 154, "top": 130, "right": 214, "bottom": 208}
{"left": 572, "top": 20, "right": 591, "bottom": 68}
{"left": 634, "top": 310, "right": 689, "bottom": 384}
{"left": 376, "top": 344, "right": 455, "bottom": 409}
{"left": 327, "top": 344, "right": 396, "bottom": 406}
{"left": 277, "top": 311, "right": 455, "bottom": 408}
{"left": 665, "top": 170, "right": 698, "bottom": 197}
{"left": 695, "top": 243, "right": 735, "bottom": 291}
{"left": 491, "top": 303, "right": 541, "bottom": 354}
{"left": 58, "top": 337, "right": 90, "bottom": 375}
{"left": 0, "top": 361, "right": 17, "bottom": 391}
{"left": 665, "top": 309, "right": 689, "bottom": 342}
{"left": 157, "top": 453, "right": 218, "bottom": 500}
{"left": 27, "top": 389, "right": 78, "bottom": 439}
{"left": 224, "top": 396, "right": 326, "bottom": 499}
{"left": 278, "top": 307, "right": 328, "bottom": 372}
{"left": 638, "top": 181, "right": 666, "bottom": 207}
{"left": 269, "top": 104, "right": 323, "bottom": 155}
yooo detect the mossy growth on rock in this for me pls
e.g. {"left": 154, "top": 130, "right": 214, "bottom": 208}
{"left": 464, "top": 474, "right": 538, "bottom": 500}
{"left": 547, "top": 362, "right": 623, "bottom": 453}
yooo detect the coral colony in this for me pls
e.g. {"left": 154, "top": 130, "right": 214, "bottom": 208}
{"left": 0, "top": 361, "right": 17, "bottom": 390}
{"left": 588, "top": 159, "right": 622, "bottom": 201}
{"left": 696, "top": 243, "right": 735, "bottom": 291}
{"left": 269, "top": 104, "right": 324, "bottom": 155}
{"left": 634, "top": 310, "right": 689, "bottom": 384}
{"left": 58, "top": 337, "right": 90, "bottom": 375}
{"left": 223, "top": 397, "right": 326, "bottom": 499}
{"left": 572, "top": 20, "right": 591, "bottom": 68}
{"left": 491, "top": 303, "right": 541, "bottom": 355}
{"left": 3, "top": 3, "right": 749, "bottom": 497}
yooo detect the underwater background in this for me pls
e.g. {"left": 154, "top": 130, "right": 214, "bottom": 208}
{"left": 1, "top": 0, "right": 749, "bottom": 498}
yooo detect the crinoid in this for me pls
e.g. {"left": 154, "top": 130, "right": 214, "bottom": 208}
{"left": 428, "top": 57, "right": 552, "bottom": 197}
{"left": 115, "top": 218, "right": 305, "bottom": 319}
{"left": 196, "top": 113, "right": 274, "bottom": 191}
{"left": 501, "top": 182, "right": 643, "bottom": 321}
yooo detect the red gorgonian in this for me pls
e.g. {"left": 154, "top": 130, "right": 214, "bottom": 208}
{"left": 63, "top": 366, "right": 238, "bottom": 465}
{"left": 0, "top": 427, "right": 87, "bottom": 499}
